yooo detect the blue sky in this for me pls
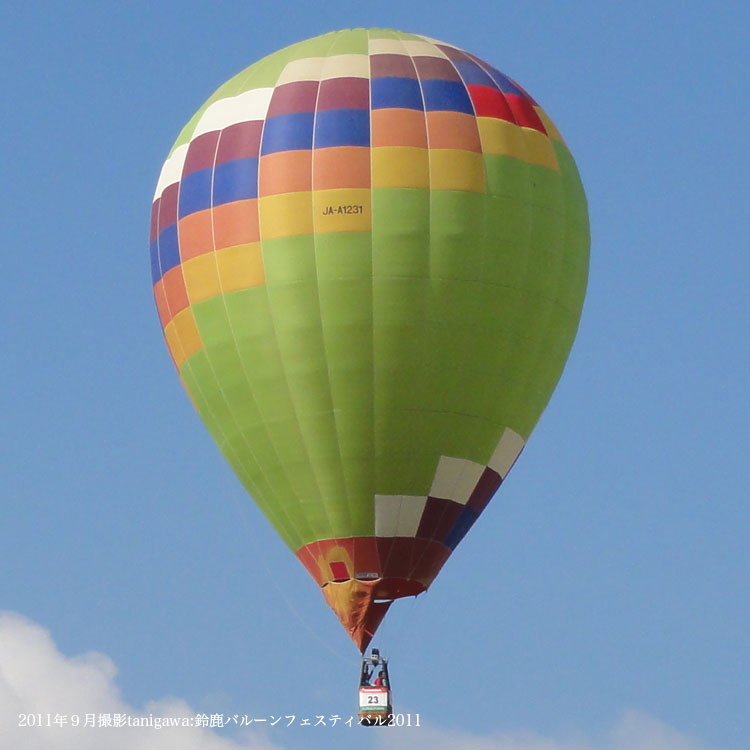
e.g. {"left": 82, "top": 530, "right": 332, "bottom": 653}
{"left": 1, "top": 2, "right": 748, "bottom": 749}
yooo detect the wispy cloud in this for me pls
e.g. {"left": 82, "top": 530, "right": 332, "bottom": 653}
{"left": 0, "top": 612, "right": 279, "bottom": 750}
{"left": 378, "top": 710, "right": 713, "bottom": 750}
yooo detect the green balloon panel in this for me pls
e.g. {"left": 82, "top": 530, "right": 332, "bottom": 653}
{"left": 150, "top": 29, "right": 588, "bottom": 598}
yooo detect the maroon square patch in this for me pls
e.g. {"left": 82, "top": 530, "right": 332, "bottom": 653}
{"left": 329, "top": 561, "right": 349, "bottom": 581}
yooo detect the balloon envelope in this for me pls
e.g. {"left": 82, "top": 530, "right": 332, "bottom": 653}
{"left": 150, "top": 29, "right": 589, "bottom": 651}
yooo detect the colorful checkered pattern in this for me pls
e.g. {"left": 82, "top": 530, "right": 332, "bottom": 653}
{"left": 151, "top": 29, "right": 589, "bottom": 650}
{"left": 151, "top": 32, "right": 565, "bottom": 369}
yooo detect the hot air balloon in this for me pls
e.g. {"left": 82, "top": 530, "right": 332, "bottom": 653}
{"left": 150, "top": 29, "right": 589, "bottom": 654}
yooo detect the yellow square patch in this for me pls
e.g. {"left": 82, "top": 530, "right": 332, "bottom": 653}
{"left": 429, "top": 149, "right": 485, "bottom": 193}
{"left": 165, "top": 307, "right": 203, "bottom": 369}
{"left": 182, "top": 253, "right": 222, "bottom": 304}
{"left": 259, "top": 192, "right": 314, "bottom": 240}
{"left": 371, "top": 147, "right": 429, "bottom": 189}
{"left": 217, "top": 242, "right": 265, "bottom": 290}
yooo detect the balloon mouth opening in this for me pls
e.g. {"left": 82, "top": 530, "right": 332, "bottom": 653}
{"left": 321, "top": 576, "right": 425, "bottom": 600}
{"left": 294, "top": 537, "right": 447, "bottom": 648}
{"left": 321, "top": 577, "right": 425, "bottom": 651}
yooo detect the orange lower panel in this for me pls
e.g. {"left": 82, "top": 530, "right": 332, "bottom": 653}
{"left": 323, "top": 580, "right": 393, "bottom": 652}
{"left": 295, "top": 536, "right": 450, "bottom": 651}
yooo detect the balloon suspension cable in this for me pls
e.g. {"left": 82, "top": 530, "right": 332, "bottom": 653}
{"left": 223, "top": 476, "right": 359, "bottom": 667}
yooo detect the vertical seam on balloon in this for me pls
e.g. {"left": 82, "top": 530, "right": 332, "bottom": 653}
{"left": 438, "top": 47, "right": 488, "bottom": 194}
{"left": 365, "top": 31, "right": 389, "bottom": 578}
{"left": 368, "top": 29, "right": 402, "bottom": 581}
{"left": 403, "top": 35, "right": 452, "bottom": 583}
{"left": 310, "top": 31, "right": 356, "bottom": 545}
{"left": 471, "top": 56, "right": 535, "bottom": 435}
{"left": 367, "top": 29, "right": 394, "bottom": 581}
{"left": 433, "top": 50, "right": 496, "bottom": 497}
{"left": 255, "top": 59, "right": 328, "bottom": 549}
{"left": 368, "top": 29, "right": 400, "bottom": 582}
{"left": 366, "top": 28, "right": 378, "bottom": 580}
{"left": 386, "top": 30, "right": 434, "bottom": 584}
{"left": 206, "top": 116, "right": 305, "bottom": 550}
{"left": 395, "top": 32, "right": 428, "bottom": 584}
{"left": 441, "top": 51, "right": 500, "bottom": 446}
{"left": 433, "top": 46, "right": 497, "bottom": 478}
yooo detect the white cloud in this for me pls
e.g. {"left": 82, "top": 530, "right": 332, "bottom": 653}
{"left": 0, "top": 612, "right": 714, "bottom": 750}
{"left": 0, "top": 612, "right": 279, "bottom": 750}
{"left": 377, "top": 710, "right": 713, "bottom": 750}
